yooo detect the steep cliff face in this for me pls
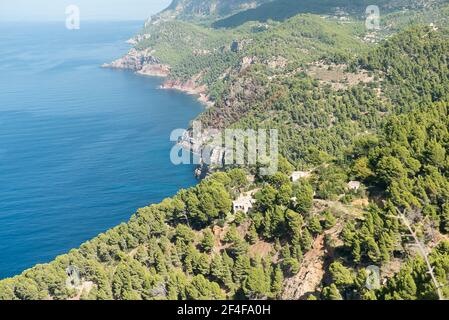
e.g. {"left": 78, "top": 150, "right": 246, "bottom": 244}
{"left": 161, "top": 0, "right": 272, "bottom": 20}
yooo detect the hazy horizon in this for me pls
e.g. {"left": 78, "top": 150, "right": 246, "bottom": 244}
{"left": 0, "top": 0, "right": 172, "bottom": 22}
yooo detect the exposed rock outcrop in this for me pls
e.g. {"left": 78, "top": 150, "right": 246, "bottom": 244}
{"left": 162, "top": 0, "right": 270, "bottom": 21}
{"left": 161, "top": 79, "right": 206, "bottom": 95}
{"left": 102, "top": 48, "right": 161, "bottom": 72}
{"left": 104, "top": 48, "right": 213, "bottom": 106}
{"left": 137, "top": 64, "right": 170, "bottom": 77}
{"left": 126, "top": 34, "right": 151, "bottom": 45}
{"left": 161, "top": 78, "right": 214, "bottom": 107}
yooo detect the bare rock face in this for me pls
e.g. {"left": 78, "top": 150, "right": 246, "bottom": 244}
{"left": 102, "top": 48, "right": 160, "bottom": 72}
{"left": 137, "top": 64, "right": 170, "bottom": 77}
{"left": 126, "top": 34, "right": 151, "bottom": 46}
{"left": 239, "top": 56, "right": 256, "bottom": 72}
{"left": 161, "top": 79, "right": 207, "bottom": 95}
{"left": 164, "top": 0, "right": 270, "bottom": 20}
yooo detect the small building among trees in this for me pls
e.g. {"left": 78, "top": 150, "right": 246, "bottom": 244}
{"left": 290, "top": 171, "right": 311, "bottom": 182}
{"left": 232, "top": 194, "right": 255, "bottom": 214}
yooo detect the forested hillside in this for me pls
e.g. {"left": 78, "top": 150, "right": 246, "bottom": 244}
{"left": 161, "top": 0, "right": 273, "bottom": 21}
{"left": 1, "top": 0, "right": 449, "bottom": 300}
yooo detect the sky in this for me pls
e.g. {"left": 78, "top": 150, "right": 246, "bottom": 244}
{"left": 0, "top": 0, "right": 173, "bottom": 22}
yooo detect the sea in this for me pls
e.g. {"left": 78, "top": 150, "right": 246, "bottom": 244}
{"left": 0, "top": 21, "right": 203, "bottom": 279}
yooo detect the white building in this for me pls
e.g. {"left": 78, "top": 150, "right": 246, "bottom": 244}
{"left": 290, "top": 171, "right": 311, "bottom": 182}
{"left": 232, "top": 194, "right": 256, "bottom": 214}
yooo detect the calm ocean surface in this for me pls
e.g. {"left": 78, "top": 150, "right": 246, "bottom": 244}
{"left": 0, "top": 21, "right": 203, "bottom": 279}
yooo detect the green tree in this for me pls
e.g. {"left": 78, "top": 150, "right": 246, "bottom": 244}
{"left": 234, "top": 255, "right": 251, "bottom": 284}
{"left": 243, "top": 264, "right": 270, "bottom": 299}
{"left": 255, "top": 185, "right": 277, "bottom": 211}
{"left": 271, "top": 265, "right": 284, "bottom": 298}
{"left": 323, "top": 210, "right": 337, "bottom": 230}
{"left": 365, "top": 236, "right": 381, "bottom": 263}
{"left": 186, "top": 275, "right": 225, "bottom": 300}
{"left": 201, "top": 229, "right": 215, "bottom": 253}
{"left": 224, "top": 224, "right": 239, "bottom": 243}
{"left": 13, "top": 278, "right": 42, "bottom": 300}
{"left": 440, "top": 203, "right": 449, "bottom": 234}
{"left": 301, "top": 229, "right": 313, "bottom": 251}
{"left": 329, "top": 262, "right": 354, "bottom": 289}
{"left": 227, "top": 169, "right": 248, "bottom": 191}
{"left": 286, "top": 209, "right": 304, "bottom": 245}
{"left": 247, "top": 223, "right": 259, "bottom": 244}
{"left": 283, "top": 258, "right": 300, "bottom": 276}
{"left": 276, "top": 183, "right": 293, "bottom": 206}
{"left": 375, "top": 156, "right": 407, "bottom": 186}
{"left": 352, "top": 157, "right": 374, "bottom": 180}
{"left": 322, "top": 284, "right": 343, "bottom": 300}
{"left": 425, "top": 140, "right": 446, "bottom": 168}
{"left": 292, "top": 180, "right": 314, "bottom": 213}
{"left": 308, "top": 215, "right": 323, "bottom": 235}
{"left": 278, "top": 156, "right": 295, "bottom": 176}
{"left": 196, "top": 180, "right": 232, "bottom": 225}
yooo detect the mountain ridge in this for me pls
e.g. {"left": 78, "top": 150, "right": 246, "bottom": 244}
{"left": 156, "top": 0, "right": 274, "bottom": 22}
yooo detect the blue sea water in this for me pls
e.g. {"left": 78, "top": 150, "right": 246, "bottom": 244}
{"left": 0, "top": 21, "right": 203, "bottom": 279}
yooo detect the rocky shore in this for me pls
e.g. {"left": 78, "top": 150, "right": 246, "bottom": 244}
{"left": 103, "top": 48, "right": 214, "bottom": 107}
{"left": 103, "top": 44, "right": 217, "bottom": 179}
{"left": 160, "top": 79, "right": 214, "bottom": 107}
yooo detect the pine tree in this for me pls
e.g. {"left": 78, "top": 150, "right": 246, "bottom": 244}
{"left": 323, "top": 210, "right": 337, "bottom": 230}
{"left": 441, "top": 203, "right": 449, "bottom": 234}
{"left": 301, "top": 229, "right": 313, "bottom": 251}
{"left": 170, "top": 246, "right": 182, "bottom": 268}
{"left": 272, "top": 206, "right": 287, "bottom": 237}
{"left": 248, "top": 223, "right": 259, "bottom": 244}
{"left": 195, "top": 253, "right": 211, "bottom": 276}
{"left": 274, "top": 238, "right": 282, "bottom": 251}
{"left": 154, "top": 247, "right": 168, "bottom": 275}
{"left": 211, "top": 255, "right": 225, "bottom": 281}
{"left": 308, "top": 215, "right": 323, "bottom": 235}
{"left": 222, "top": 251, "right": 234, "bottom": 269}
{"left": 281, "top": 243, "right": 291, "bottom": 260}
{"left": 243, "top": 263, "right": 270, "bottom": 299}
{"left": 341, "top": 221, "right": 356, "bottom": 248}
{"left": 397, "top": 273, "right": 417, "bottom": 300}
{"left": 234, "top": 255, "right": 251, "bottom": 284}
{"left": 352, "top": 239, "right": 362, "bottom": 263}
{"left": 292, "top": 180, "right": 314, "bottom": 213}
{"left": 271, "top": 265, "right": 284, "bottom": 298}
{"left": 322, "top": 284, "right": 343, "bottom": 300}
{"left": 284, "top": 258, "right": 300, "bottom": 276}
{"left": 186, "top": 275, "right": 225, "bottom": 300}
{"left": 224, "top": 224, "right": 239, "bottom": 243}
{"left": 292, "top": 244, "right": 303, "bottom": 262}
{"left": 201, "top": 228, "right": 215, "bottom": 253}
{"left": 329, "top": 262, "right": 354, "bottom": 289}
{"left": 286, "top": 209, "right": 304, "bottom": 245}
{"left": 366, "top": 237, "right": 381, "bottom": 263}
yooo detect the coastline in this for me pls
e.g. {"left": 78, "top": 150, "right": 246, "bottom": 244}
{"left": 0, "top": 21, "right": 206, "bottom": 281}
{"left": 102, "top": 49, "right": 215, "bottom": 108}
{"left": 101, "top": 43, "right": 218, "bottom": 183}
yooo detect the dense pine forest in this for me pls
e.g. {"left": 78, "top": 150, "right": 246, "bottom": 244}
{"left": 1, "top": 0, "right": 449, "bottom": 300}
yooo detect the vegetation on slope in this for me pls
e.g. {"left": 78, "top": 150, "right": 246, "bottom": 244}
{"left": 1, "top": 0, "right": 449, "bottom": 300}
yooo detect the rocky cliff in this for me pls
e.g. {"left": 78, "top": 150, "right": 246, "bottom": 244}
{"left": 162, "top": 0, "right": 272, "bottom": 20}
